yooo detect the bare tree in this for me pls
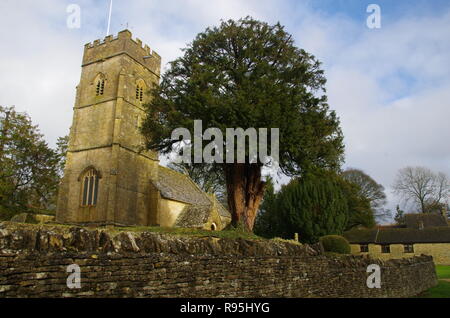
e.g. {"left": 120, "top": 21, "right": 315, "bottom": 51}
{"left": 435, "top": 172, "right": 450, "bottom": 204}
{"left": 393, "top": 166, "right": 450, "bottom": 213}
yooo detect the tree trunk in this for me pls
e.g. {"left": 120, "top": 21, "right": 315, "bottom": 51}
{"left": 224, "top": 163, "right": 266, "bottom": 232}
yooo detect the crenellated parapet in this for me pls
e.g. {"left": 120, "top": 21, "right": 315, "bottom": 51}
{"left": 82, "top": 29, "right": 161, "bottom": 77}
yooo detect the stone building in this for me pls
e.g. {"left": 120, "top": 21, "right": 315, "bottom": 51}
{"left": 56, "top": 30, "right": 231, "bottom": 230}
{"left": 344, "top": 212, "right": 450, "bottom": 265}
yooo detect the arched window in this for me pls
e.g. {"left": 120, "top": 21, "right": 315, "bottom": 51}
{"left": 81, "top": 168, "right": 99, "bottom": 207}
{"left": 135, "top": 80, "right": 146, "bottom": 102}
{"left": 135, "top": 85, "right": 143, "bottom": 101}
{"left": 93, "top": 73, "right": 106, "bottom": 96}
{"left": 96, "top": 78, "right": 105, "bottom": 96}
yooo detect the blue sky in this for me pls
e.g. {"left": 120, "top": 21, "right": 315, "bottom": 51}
{"left": 309, "top": 0, "right": 450, "bottom": 19}
{"left": 0, "top": 0, "right": 449, "bottom": 218}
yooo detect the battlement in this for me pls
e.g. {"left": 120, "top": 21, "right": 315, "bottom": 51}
{"left": 82, "top": 30, "right": 161, "bottom": 76}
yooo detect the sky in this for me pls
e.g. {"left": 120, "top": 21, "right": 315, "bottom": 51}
{"left": 0, "top": 0, "right": 449, "bottom": 219}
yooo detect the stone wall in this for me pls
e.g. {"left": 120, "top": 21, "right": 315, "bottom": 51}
{"left": 0, "top": 223, "right": 437, "bottom": 298}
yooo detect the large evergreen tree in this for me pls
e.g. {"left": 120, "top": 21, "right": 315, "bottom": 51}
{"left": 141, "top": 17, "right": 344, "bottom": 231}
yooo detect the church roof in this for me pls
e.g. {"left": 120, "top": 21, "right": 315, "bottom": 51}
{"left": 151, "top": 166, "right": 232, "bottom": 227}
{"left": 153, "top": 166, "right": 212, "bottom": 206}
{"left": 174, "top": 205, "right": 212, "bottom": 228}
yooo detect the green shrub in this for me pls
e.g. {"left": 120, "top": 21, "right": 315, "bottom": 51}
{"left": 319, "top": 235, "right": 351, "bottom": 254}
{"left": 255, "top": 171, "right": 350, "bottom": 243}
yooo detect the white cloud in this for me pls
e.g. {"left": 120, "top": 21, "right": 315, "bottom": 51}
{"left": 321, "top": 10, "right": 450, "bottom": 215}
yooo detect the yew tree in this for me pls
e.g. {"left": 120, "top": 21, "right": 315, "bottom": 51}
{"left": 141, "top": 17, "right": 344, "bottom": 231}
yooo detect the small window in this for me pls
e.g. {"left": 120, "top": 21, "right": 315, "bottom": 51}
{"left": 81, "top": 168, "right": 99, "bottom": 207}
{"left": 360, "top": 244, "right": 369, "bottom": 253}
{"left": 210, "top": 223, "right": 217, "bottom": 231}
{"left": 381, "top": 245, "right": 390, "bottom": 254}
{"left": 404, "top": 244, "right": 414, "bottom": 253}
{"left": 96, "top": 79, "right": 105, "bottom": 96}
{"left": 136, "top": 85, "right": 144, "bottom": 102}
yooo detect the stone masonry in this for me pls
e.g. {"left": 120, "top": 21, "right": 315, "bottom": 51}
{"left": 0, "top": 222, "right": 438, "bottom": 298}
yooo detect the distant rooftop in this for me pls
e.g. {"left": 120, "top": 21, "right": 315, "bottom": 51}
{"left": 404, "top": 213, "right": 448, "bottom": 229}
{"left": 344, "top": 212, "right": 450, "bottom": 244}
{"left": 344, "top": 227, "right": 450, "bottom": 244}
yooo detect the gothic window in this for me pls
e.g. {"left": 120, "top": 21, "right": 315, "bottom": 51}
{"left": 135, "top": 80, "right": 146, "bottom": 102}
{"left": 81, "top": 168, "right": 99, "bottom": 207}
{"left": 93, "top": 73, "right": 106, "bottom": 97}
{"left": 96, "top": 79, "right": 105, "bottom": 96}
{"left": 136, "top": 85, "right": 144, "bottom": 102}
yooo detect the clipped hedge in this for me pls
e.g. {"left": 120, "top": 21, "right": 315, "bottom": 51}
{"left": 320, "top": 235, "right": 351, "bottom": 254}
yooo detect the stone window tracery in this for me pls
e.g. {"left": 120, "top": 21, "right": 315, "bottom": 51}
{"left": 81, "top": 168, "right": 99, "bottom": 207}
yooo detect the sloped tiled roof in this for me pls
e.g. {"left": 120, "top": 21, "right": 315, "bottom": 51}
{"left": 344, "top": 227, "right": 450, "bottom": 244}
{"left": 174, "top": 205, "right": 211, "bottom": 228}
{"left": 151, "top": 166, "right": 232, "bottom": 227}
{"left": 152, "top": 166, "right": 212, "bottom": 205}
{"left": 344, "top": 228, "right": 378, "bottom": 244}
{"left": 405, "top": 213, "right": 448, "bottom": 229}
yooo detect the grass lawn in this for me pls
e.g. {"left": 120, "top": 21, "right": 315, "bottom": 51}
{"left": 418, "top": 281, "right": 450, "bottom": 298}
{"left": 436, "top": 265, "right": 450, "bottom": 279}
{"left": 417, "top": 265, "right": 450, "bottom": 298}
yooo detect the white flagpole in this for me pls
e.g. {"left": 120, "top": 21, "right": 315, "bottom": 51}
{"left": 106, "top": 0, "right": 113, "bottom": 36}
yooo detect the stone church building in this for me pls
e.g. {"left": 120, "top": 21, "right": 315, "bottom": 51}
{"left": 56, "top": 30, "right": 231, "bottom": 230}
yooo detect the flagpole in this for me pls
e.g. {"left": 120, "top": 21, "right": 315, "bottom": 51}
{"left": 106, "top": 0, "right": 113, "bottom": 36}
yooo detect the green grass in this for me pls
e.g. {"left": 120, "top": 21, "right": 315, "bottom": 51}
{"left": 1, "top": 220, "right": 302, "bottom": 243}
{"left": 116, "top": 225, "right": 264, "bottom": 241}
{"left": 1, "top": 220, "right": 264, "bottom": 241}
{"left": 418, "top": 281, "right": 450, "bottom": 298}
{"left": 436, "top": 265, "right": 450, "bottom": 279}
{"left": 417, "top": 266, "right": 450, "bottom": 298}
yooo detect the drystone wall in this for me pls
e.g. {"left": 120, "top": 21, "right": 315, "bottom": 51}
{"left": 0, "top": 222, "right": 437, "bottom": 298}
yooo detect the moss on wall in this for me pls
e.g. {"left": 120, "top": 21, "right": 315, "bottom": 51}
{"left": 0, "top": 223, "right": 438, "bottom": 298}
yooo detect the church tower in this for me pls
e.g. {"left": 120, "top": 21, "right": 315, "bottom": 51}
{"left": 56, "top": 30, "right": 161, "bottom": 226}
